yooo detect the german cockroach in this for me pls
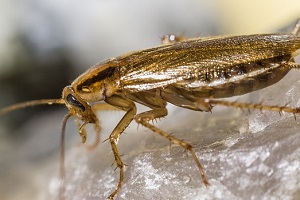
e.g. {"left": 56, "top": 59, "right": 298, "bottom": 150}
{"left": 1, "top": 20, "right": 300, "bottom": 199}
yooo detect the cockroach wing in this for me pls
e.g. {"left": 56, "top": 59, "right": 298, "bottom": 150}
{"left": 119, "top": 34, "right": 300, "bottom": 92}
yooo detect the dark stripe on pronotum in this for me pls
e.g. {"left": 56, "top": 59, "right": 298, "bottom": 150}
{"left": 77, "top": 66, "right": 116, "bottom": 90}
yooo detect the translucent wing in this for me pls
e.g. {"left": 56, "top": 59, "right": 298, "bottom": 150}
{"left": 119, "top": 34, "right": 300, "bottom": 92}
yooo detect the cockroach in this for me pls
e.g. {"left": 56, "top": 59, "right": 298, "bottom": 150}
{"left": 1, "top": 20, "right": 300, "bottom": 199}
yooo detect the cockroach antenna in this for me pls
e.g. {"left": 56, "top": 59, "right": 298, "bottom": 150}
{"left": 0, "top": 98, "right": 69, "bottom": 200}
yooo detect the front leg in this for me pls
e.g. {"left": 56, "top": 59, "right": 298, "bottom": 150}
{"left": 134, "top": 107, "right": 210, "bottom": 187}
{"left": 104, "top": 95, "right": 137, "bottom": 199}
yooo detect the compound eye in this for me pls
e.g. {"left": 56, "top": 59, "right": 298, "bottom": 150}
{"left": 66, "top": 94, "right": 86, "bottom": 112}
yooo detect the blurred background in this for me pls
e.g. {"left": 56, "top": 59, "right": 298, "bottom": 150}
{"left": 0, "top": 0, "right": 300, "bottom": 200}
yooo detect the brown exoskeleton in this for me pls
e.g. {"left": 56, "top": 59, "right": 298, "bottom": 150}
{"left": 1, "top": 20, "right": 300, "bottom": 199}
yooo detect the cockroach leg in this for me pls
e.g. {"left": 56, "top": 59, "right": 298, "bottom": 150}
{"left": 74, "top": 119, "right": 88, "bottom": 143}
{"left": 85, "top": 103, "right": 120, "bottom": 150}
{"left": 77, "top": 119, "right": 101, "bottom": 151}
{"left": 76, "top": 103, "right": 119, "bottom": 151}
{"left": 92, "top": 102, "right": 121, "bottom": 111}
{"left": 84, "top": 121, "right": 101, "bottom": 151}
{"left": 104, "top": 95, "right": 137, "bottom": 199}
{"left": 206, "top": 99, "right": 300, "bottom": 115}
{"left": 134, "top": 107, "right": 210, "bottom": 187}
{"left": 161, "top": 90, "right": 213, "bottom": 112}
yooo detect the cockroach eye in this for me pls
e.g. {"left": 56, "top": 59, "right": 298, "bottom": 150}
{"left": 66, "top": 94, "right": 85, "bottom": 112}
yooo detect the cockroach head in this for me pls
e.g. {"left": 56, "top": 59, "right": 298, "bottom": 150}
{"left": 62, "top": 86, "right": 97, "bottom": 124}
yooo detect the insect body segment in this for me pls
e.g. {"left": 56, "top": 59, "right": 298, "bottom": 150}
{"left": 1, "top": 20, "right": 300, "bottom": 199}
{"left": 73, "top": 59, "right": 120, "bottom": 102}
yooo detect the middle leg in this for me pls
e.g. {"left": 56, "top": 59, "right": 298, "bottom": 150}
{"left": 134, "top": 107, "right": 210, "bottom": 187}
